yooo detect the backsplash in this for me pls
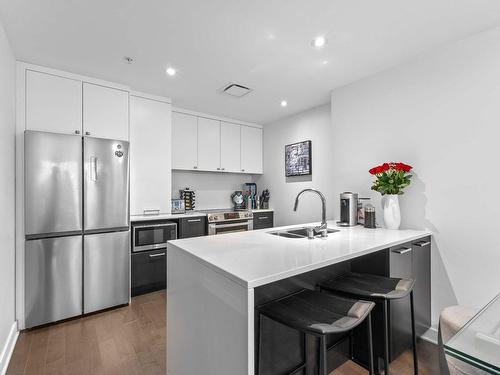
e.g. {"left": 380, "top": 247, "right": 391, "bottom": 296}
{"left": 172, "top": 170, "right": 253, "bottom": 210}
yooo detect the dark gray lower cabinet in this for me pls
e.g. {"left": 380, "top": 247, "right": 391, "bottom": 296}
{"left": 131, "top": 248, "right": 166, "bottom": 297}
{"left": 253, "top": 211, "right": 274, "bottom": 230}
{"left": 178, "top": 216, "right": 207, "bottom": 238}
{"left": 351, "top": 236, "right": 431, "bottom": 371}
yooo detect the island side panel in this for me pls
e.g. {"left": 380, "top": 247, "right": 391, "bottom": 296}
{"left": 167, "top": 244, "right": 254, "bottom": 375}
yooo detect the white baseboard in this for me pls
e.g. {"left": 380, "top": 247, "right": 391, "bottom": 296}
{"left": 0, "top": 322, "right": 18, "bottom": 375}
{"left": 421, "top": 326, "right": 439, "bottom": 345}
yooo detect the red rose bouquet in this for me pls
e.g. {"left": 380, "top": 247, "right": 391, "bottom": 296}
{"left": 369, "top": 162, "right": 413, "bottom": 195}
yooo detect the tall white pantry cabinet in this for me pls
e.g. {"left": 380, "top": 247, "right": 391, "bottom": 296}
{"left": 130, "top": 94, "right": 172, "bottom": 216}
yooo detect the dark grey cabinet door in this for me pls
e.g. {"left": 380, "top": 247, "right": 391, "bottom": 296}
{"left": 178, "top": 217, "right": 206, "bottom": 238}
{"left": 253, "top": 212, "right": 274, "bottom": 230}
{"left": 389, "top": 242, "right": 414, "bottom": 359}
{"left": 131, "top": 249, "right": 166, "bottom": 296}
{"left": 412, "top": 237, "right": 432, "bottom": 337}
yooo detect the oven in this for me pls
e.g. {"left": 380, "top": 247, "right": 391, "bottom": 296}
{"left": 132, "top": 221, "right": 177, "bottom": 252}
{"left": 207, "top": 211, "right": 254, "bottom": 235}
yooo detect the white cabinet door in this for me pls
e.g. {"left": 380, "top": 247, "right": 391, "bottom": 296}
{"left": 130, "top": 96, "right": 172, "bottom": 215}
{"left": 241, "top": 126, "right": 263, "bottom": 174}
{"left": 197, "top": 117, "right": 221, "bottom": 171}
{"left": 172, "top": 112, "right": 198, "bottom": 170}
{"left": 26, "top": 70, "right": 82, "bottom": 135}
{"left": 220, "top": 122, "right": 241, "bottom": 173}
{"left": 83, "top": 83, "right": 129, "bottom": 141}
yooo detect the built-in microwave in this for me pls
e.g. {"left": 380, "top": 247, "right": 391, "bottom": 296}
{"left": 132, "top": 221, "right": 177, "bottom": 252}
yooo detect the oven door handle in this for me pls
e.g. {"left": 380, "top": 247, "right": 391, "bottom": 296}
{"left": 209, "top": 221, "right": 252, "bottom": 229}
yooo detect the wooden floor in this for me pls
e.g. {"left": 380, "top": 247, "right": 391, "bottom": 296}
{"left": 7, "top": 290, "right": 440, "bottom": 375}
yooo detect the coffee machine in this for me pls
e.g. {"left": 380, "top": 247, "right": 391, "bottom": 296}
{"left": 337, "top": 192, "right": 358, "bottom": 227}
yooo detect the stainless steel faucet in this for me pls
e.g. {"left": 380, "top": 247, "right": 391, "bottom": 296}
{"left": 293, "top": 189, "right": 328, "bottom": 238}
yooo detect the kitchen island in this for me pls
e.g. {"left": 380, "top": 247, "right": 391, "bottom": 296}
{"left": 167, "top": 221, "right": 431, "bottom": 375}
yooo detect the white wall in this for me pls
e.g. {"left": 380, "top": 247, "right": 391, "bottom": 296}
{"left": 259, "top": 26, "right": 500, "bottom": 327}
{"left": 0, "top": 21, "right": 17, "bottom": 373}
{"left": 172, "top": 171, "right": 253, "bottom": 210}
{"left": 330, "top": 26, "right": 500, "bottom": 324}
{"left": 255, "top": 104, "right": 334, "bottom": 226}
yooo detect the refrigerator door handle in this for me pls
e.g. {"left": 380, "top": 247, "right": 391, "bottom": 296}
{"left": 90, "top": 156, "right": 98, "bottom": 182}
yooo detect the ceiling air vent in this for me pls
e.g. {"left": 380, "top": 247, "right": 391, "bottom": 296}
{"left": 220, "top": 83, "right": 252, "bottom": 98}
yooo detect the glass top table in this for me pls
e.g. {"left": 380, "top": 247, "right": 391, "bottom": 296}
{"left": 444, "top": 293, "right": 500, "bottom": 374}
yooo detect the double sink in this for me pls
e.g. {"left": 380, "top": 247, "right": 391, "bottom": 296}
{"left": 269, "top": 227, "right": 339, "bottom": 239}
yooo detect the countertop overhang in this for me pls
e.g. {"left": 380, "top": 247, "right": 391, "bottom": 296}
{"left": 167, "top": 220, "right": 431, "bottom": 289}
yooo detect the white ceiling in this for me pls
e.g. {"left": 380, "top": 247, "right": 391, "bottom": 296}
{"left": 1, "top": 1, "right": 500, "bottom": 124}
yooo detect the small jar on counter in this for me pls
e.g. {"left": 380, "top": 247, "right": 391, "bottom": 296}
{"left": 364, "top": 204, "right": 376, "bottom": 228}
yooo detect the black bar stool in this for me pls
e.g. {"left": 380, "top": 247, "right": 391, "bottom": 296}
{"left": 255, "top": 289, "right": 376, "bottom": 375}
{"left": 318, "top": 272, "right": 418, "bottom": 375}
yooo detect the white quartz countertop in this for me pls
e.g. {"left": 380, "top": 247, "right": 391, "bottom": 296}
{"left": 131, "top": 209, "right": 273, "bottom": 222}
{"left": 168, "top": 220, "right": 431, "bottom": 289}
{"left": 131, "top": 211, "right": 207, "bottom": 222}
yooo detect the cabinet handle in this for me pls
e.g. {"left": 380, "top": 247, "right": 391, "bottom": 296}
{"left": 75, "top": 130, "right": 80, "bottom": 135}
{"left": 258, "top": 216, "right": 269, "bottom": 220}
{"left": 187, "top": 219, "right": 201, "bottom": 223}
{"left": 85, "top": 131, "right": 91, "bottom": 136}
{"left": 414, "top": 241, "right": 431, "bottom": 247}
{"left": 217, "top": 168, "right": 221, "bottom": 171}
{"left": 241, "top": 169, "right": 245, "bottom": 172}
{"left": 193, "top": 166, "right": 198, "bottom": 169}
{"left": 221, "top": 167, "right": 225, "bottom": 171}
{"left": 392, "top": 247, "right": 412, "bottom": 255}
{"left": 149, "top": 252, "right": 166, "bottom": 258}
{"left": 143, "top": 209, "right": 160, "bottom": 216}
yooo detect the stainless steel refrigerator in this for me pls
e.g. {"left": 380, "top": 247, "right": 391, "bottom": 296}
{"left": 25, "top": 130, "right": 130, "bottom": 328}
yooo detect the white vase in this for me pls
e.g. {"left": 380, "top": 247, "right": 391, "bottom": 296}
{"left": 383, "top": 194, "right": 401, "bottom": 230}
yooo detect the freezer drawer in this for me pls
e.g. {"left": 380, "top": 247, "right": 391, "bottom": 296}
{"left": 84, "top": 137, "right": 129, "bottom": 232}
{"left": 25, "top": 131, "right": 83, "bottom": 237}
{"left": 84, "top": 231, "right": 130, "bottom": 313}
{"left": 25, "top": 236, "right": 82, "bottom": 328}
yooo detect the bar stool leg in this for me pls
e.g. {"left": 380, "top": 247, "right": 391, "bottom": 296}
{"left": 255, "top": 311, "right": 263, "bottom": 375}
{"left": 410, "top": 291, "right": 419, "bottom": 375}
{"left": 319, "top": 335, "right": 328, "bottom": 375}
{"left": 349, "top": 330, "right": 354, "bottom": 360}
{"left": 367, "top": 312, "right": 375, "bottom": 375}
{"left": 383, "top": 300, "right": 390, "bottom": 375}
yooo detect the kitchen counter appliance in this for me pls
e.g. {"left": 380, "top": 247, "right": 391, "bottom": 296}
{"left": 24, "top": 131, "right": 130, "bottom": 328}
{"left": 231, "top": 191, "right": 245, "bottom": 210}
{"left": 132, "top": 221, "right": 177, "bottom": 252}
{"left": 337, "top": 192, "right": 358, "bottom": 227}
{"left": 207, "top": 210, "right": 253, "bottom": 235}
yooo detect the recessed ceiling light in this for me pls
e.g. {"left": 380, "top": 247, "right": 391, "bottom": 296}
{"left": 312, "top": 36, "right": 327, "bottom": 48}
{"left": 281, "top": 100, "right": 288, "bottom": 107}
{"left": 166, "top": 67, "right": 176, "bottom": 76}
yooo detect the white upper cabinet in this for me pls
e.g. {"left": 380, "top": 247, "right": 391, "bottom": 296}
{"left": 220, "top": 122, "right": 241, "bottom": 173}
{"left": 83, "top": 83, "right": 129, "bottom": 141}
{"left": 171, "top": 110, "right": 263, "bottom": 174}
{"left": 197, "top": 117, "right": 221, "bottom": 171}
{"left": 172, "top": 112, "right": 198, "bottom": 170}
{"left": 130, "top": 95, "right": 172, "bottom": 215}
{"left": 241, "top": 126, "right": 263, "bottom": 174}
{"left": 26, "top": 70, "right": 82, "bottom": 135}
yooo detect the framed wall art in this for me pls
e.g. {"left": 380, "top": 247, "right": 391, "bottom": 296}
{"left": 285, "top": 140, "right": 312, "bottom": 177}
